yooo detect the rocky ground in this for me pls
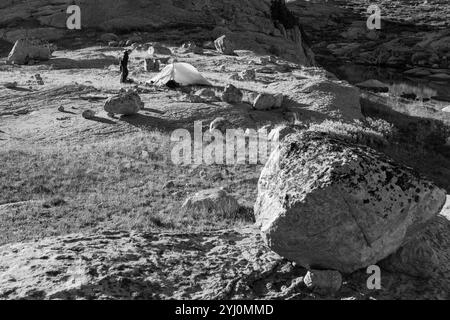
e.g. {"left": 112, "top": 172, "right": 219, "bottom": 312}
{"left": 0, "top": 0, "right": 450, "bottom": 300}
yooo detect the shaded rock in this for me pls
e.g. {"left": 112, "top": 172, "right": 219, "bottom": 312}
{"left": 3, "top": 81, "right": 17, "bottom": 89}
{"left": 163, "top": 180, "right": 176, "bottom": 189}
{"left": 144, "top": 58, "right": 160, "bottom": 72}
{"left": 221, "top": 84, "right": 243, "bottom": 104}
{"left": 214, "top": 35, "right": 235, "bottom": 55}
{"left": 148, "top": 45, "right": 172, "bottom": 56}
{"left": 356, "top": 79, "right": 389, "bottom": 93}
{"left": 100, "top": 33, "right": 119, "bottom": 42}
{"left": 304, "top": 270, "right": 342, "bottom": 295}
{"left": 381, "top": 195, "right": 450, "bottom": 279}
{"left": 82, "top": 110, "right": 95, "bottom": 119}
{"left": 182, "top": 189, "right": 240, "bottom": 219}
{"left": 104, "top": 91, "right": 144, "bottom": 115}
{"left": 7, "top": 39, "right": 52, "bottom": 65}
{"left": 239, "top": 69, "right": 256, "bottom": 81}
{"left": 196, "top": 88, "right": 216, "bottom": 99}
{"left": 180, "top": 42, "right": 203, "bottom": 54}
{"left": 210, "top": 117, "right": 230, "bottom": 132}
{"left": 253, "top": 93, "right": 277, "bottom": 110}
{"left": 255, "top": 131, "right": 446, "bottom": 273}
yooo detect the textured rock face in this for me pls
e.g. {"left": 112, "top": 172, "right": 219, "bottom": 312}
{"left": 254, "top": 131, "right": 446, "bottom": 273}
{"left": 0, "top": 0, "right": 314, "bottom": 65}
{"left": 104, "top": 91, "right": 144, "bottom": 115}
{"left": 7, "top": 39, "right": 52, "bottom": 64}
{"left": 0, "top": 221, "right": 449, "bottom": 300}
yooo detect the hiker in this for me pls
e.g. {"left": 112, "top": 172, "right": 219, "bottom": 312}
{"left": 119, "top": 50, "right": 130, "bottom": 83}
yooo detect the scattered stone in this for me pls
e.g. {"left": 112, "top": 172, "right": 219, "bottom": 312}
{"left": 144, "top": 58, "right": 160, "bottom": 72}
{"left": 304, "top": 270, "right": 342, "bottom": 295}
{"left": 82, "top": 110, "right": 96, "bottom": 119}
{"left": 148, "top": 45, "right": 172, "bottom": 56}
{"left": 35, "top": 74, "right": 44, "bottom": 85}
{"left": 181, "top": 189, "right": 240, "bottom": 219}
{"left": 163, "top": 181, "right": 176, "bottom": 189}
{"left": 214, "top": 35, "right": 235, "bottom": 55}
{"left": 104, "top": 90, "right": 144, "bottom": 115}
{"left": 255, "top": 131, "right": 446, "bottom": 273}
{"left": 221, "top": 84, "right": 243, "bottom": 104}
{"left": 356, "top": 79, "right": 389, "bottom": 93}
{"left": 7, "top": 39, "right": 52, "bottom": 65}
{"left": 3, "top": 82, "right": 17, "bottom": 89}
{"left": 400, "top": 93, "right": 417, "bottom": 100}
{"left": 195, "top": 88, "right": 216, "bottom": 99}
{"left": 57, "top": 106, "right": 65, "bottom": 112}
{"left": 210, "top": 117, "right": 230, "bottom": 132}
{"left": 253, "top": 93, "right": 277, "bottom": 110}
{"left": 180, "top": 42, "right": 203, "bottom": 54}
{"left": 228, "top": 73, "right": 240, "bottom": 81}
{"left": 441, "top": 106, "right": 450, "bottom": 113}
{"left": 239, "top": 69, "right": 256, "bottom": 81}
{"left": 259, "top": 56, "right": 277, "bottom": 65}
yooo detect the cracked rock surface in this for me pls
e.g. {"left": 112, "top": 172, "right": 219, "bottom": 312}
{"left": 255, "top": 131, "right": 447, "bottom": 273}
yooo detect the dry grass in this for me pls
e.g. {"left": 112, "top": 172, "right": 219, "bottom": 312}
{"left": 0, "top": 130, "right": 260, "bottom": 245}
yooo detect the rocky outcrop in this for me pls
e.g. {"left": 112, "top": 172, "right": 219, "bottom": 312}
{"left": 267, "top": 78, "right": 363, "bottom": 122}
{"left": 254, "top": 131, "right": 446, "bottom": 273}
{"left": 0, "top": 0, "right": 314, "bottom": 65}
{"left": 7, "top": 39, "right": 52, "bottom": 64}
{"left": 0, "top": 219, "right": 449, "bottom": 300}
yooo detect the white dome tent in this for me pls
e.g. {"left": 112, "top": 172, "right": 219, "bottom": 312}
{"left": 148, "top": 62, "right": 212, "bottom": 87}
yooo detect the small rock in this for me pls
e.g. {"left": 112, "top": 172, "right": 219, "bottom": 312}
{"left": 180, "top": 42, "right": 203, "bottom": 54}
{"left": 108, "top": 41, "right": 119, "bottom": 47}
{"left": 163, "top": 180, "right": 176, "bottom": 189}
{"left": 210, "top": 117, "right": 230, "bottom": 133}
{"left": 253, "top": 93, "right": 277, "bottom": 110}
{"left": 195, "top": 88, "right": 216, "bottom": 99}
{"left": 214, "top": 35, "right": 235, "bottom": 55}
{"left": 228, "top": 73, "right": 240, "bottom": 80}
{"left": 181, "top": 188, "right": 240, "bottom": 219}
{"left": 304, "top": 270, "right": 342, "bottom": 295}
{"left": 104, "top": 91, "right": 144, "bottom": 115}
{"left": 148, "top": 45, "right": 172, "bottom": 56}
{"left": 239, "top": 69, "right": 256, "bottom": 81}
{"left": 221, "top": 84, "right": 243, "bottom": 104}
{"left": 3, "top": 81, "right": 17, "bottom": 89}
{"left": 144, "top": 58, "right": 160, "bottom": 72}
{"left": 82, "top": 110, "right": 96, "bottom": 119}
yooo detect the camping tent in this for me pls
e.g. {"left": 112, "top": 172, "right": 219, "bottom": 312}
{"left": 149, "top": 62, "right": 212, "bottom": 87}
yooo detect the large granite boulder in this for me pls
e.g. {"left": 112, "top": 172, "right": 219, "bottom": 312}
{"left": 103, "top": 90, "right": 144, "bottom": 115}
{"left": 255, "top": 131, "right": 446, "bottom": 273}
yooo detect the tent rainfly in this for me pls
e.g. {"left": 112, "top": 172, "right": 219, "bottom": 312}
{"left": 148, "top": 62, "right": 212, "bottom": 87}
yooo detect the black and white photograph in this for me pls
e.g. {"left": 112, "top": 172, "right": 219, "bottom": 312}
{"left": 0, "top": 0, "right": 449, "bottom": 306}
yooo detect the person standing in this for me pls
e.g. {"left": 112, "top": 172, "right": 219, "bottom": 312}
{"left": 120, "top": 50, "right": 130, "bottom": 83}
